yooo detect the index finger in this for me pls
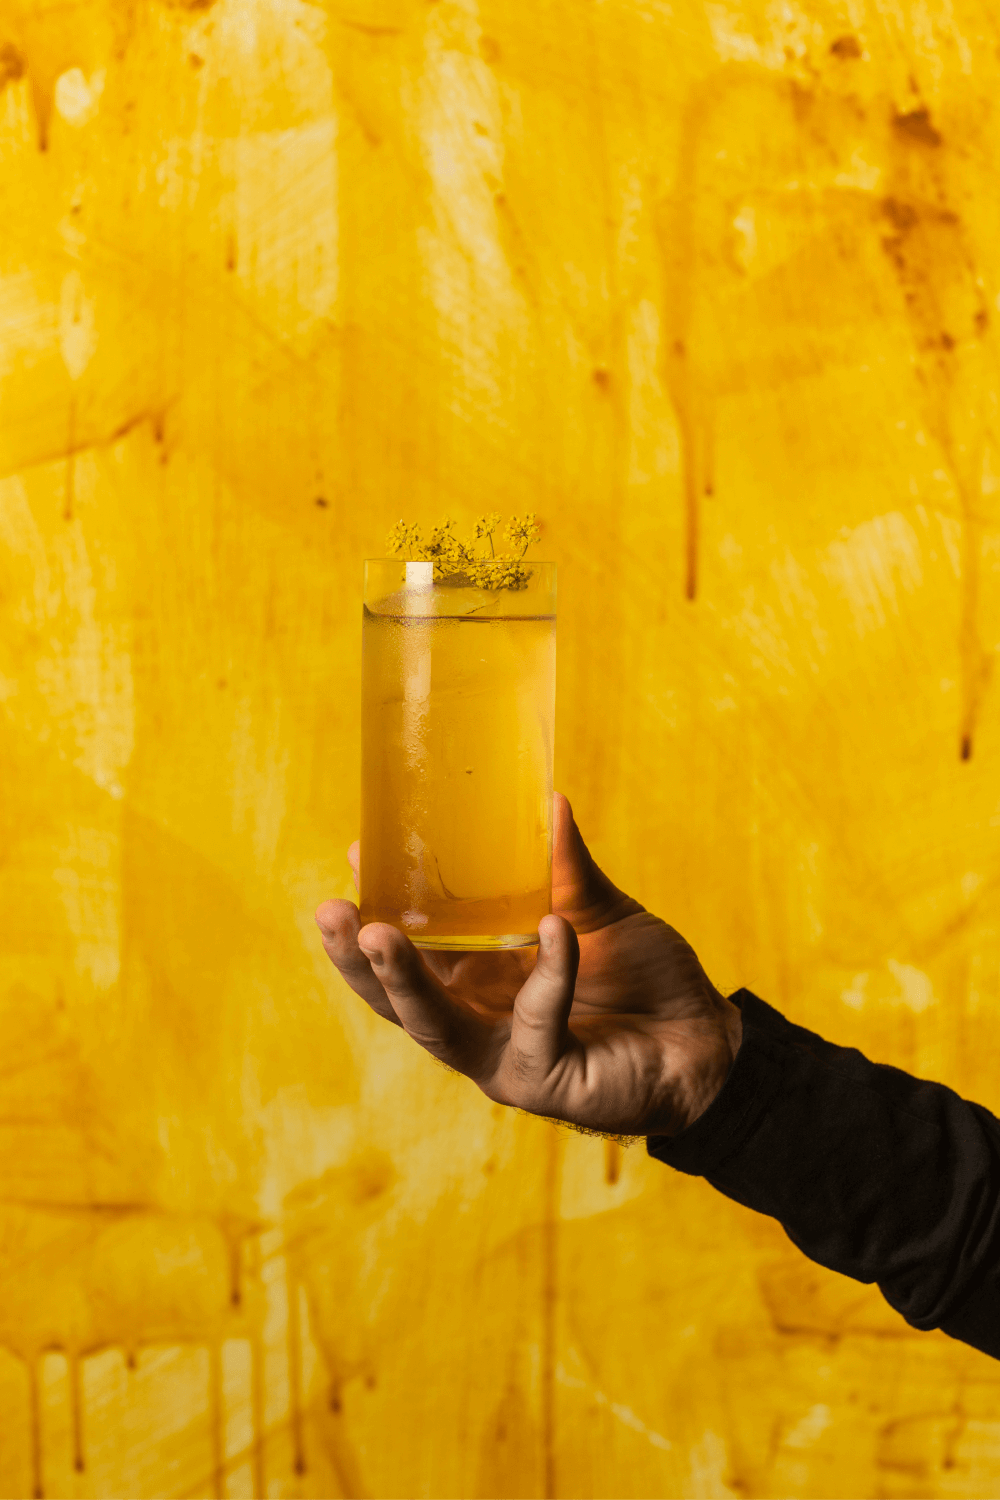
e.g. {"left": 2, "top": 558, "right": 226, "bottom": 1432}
{"left": 315, "top": 899, "right": 403, "bottom": 1026}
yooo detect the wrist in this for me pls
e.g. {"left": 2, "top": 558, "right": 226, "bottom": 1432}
{"left": 660, "top": 993, "right": 743, "bottom": 1138}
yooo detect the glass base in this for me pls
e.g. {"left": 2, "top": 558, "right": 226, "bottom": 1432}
{"left": 412, "top": 933, "right": 539, "bottom": 951}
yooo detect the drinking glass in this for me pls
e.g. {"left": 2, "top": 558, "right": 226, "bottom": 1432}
{"left": 360, "top": 559, "right": 557, "bottom": 949}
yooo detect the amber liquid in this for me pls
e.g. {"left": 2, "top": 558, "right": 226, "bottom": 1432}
{"left": 360, "top": 603, "right": 556, "bottom": 948}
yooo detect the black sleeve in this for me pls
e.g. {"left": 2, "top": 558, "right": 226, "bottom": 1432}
{"left": 647, "top": 990, "right": 1000, "bottom": 1357}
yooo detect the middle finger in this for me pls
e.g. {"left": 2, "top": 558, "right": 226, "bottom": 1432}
{"left": 315, "top": 899, "right": 403, "bottom": 1026}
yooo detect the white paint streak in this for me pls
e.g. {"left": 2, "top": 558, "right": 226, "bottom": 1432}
{"left": 823, "top": 512, "right": 924, "bottom": 634}
{"left": 704, "top": 6, "right": 770, "bottom": 62}
{"left": 0, "top": 271, "right": 59, "bottom": 378}
{"left": 626, "top": 299, "right": 680, "bottom": 486}
{"left": 415, "top": 7, "right": 529, "bottom": 414}
{"left": 59, "top": 270, "right": 98, "bottom": 380}
{"left": 1, "top": 471, "right": 134, "bottom": 796}
{"left": 557, "top": 1364, "right": 674, "bottom": 1452}
{"left": 841, "top": 972, "right": 868, "bottom": 1010}
{"left": 53, "top": 827, "right": 121, "bottom": 990}
{"left": 54, "top": 68, "right": 105, "bottom": 126}
{"left": 224, "top": 118, "right": 339, "bottom": 336}
{"left": 687, "top": 1430, "right": 737, "bottom": 1498}
{"left": 783, "top": 1403, "right": 832, "bottom": 1449}
{"left": 886, "top": 959, "right": 935, "bottom": 1013}
{"left": 841, "top": 964, "right": 936, "bottom": 1013}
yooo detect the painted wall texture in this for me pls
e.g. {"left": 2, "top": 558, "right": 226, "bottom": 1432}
{"left": 2, "top": 0, "right": 1000, "bottom": 1494}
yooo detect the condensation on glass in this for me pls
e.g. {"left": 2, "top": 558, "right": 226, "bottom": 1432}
{"left": 361, "top": 559, "right": 557, "bottom": 949}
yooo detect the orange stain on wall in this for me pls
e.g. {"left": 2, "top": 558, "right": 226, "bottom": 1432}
{"left": 3, "top": 0, "right": 1000, "bottom": 1494}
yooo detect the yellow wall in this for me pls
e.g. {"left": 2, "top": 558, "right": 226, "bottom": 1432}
{"left": 2, "top": 0, "right": 1000, "bottom": 1494}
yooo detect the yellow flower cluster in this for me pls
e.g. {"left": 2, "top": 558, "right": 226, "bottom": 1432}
{"left": 503, "top": 514, "right": 541, "bottom": 552}
{"left": 386, "top": 513, "right": 542, "bottom": 590}
{"left": 473, "top": 512, "right": 502, "bottom": 541}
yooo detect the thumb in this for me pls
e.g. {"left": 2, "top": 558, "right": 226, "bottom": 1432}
{"left": 551, "top": 793, "right": 643, "bottom": 933}
{"left": 506, "top": 915, "right": 579, "bottom": 1085}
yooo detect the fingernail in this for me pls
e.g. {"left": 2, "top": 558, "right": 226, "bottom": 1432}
{"left": 360, "top": 946, "right": 384, "bottom": 967}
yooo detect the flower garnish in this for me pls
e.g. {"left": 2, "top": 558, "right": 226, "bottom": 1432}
{"left": 386, "top": 513, "right": 542, "bottom": 589}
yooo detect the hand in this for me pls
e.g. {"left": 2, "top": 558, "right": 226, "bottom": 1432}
{"left": 315, "top": 796, "right": 742, "bottom": 1138}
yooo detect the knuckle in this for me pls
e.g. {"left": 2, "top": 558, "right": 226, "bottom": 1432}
{"left": 515, "top": 1004, "right": 553, "bottom": 1034}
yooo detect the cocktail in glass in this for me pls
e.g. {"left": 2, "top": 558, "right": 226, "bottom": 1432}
{"left": 360, "top": 559, "right": 556, "bottom": 949}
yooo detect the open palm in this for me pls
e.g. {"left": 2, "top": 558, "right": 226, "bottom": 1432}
{"left": 316, "top": 795, "right": 741, "bottom": 1138}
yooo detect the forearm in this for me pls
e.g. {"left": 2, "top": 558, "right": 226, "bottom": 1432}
{"left": 648, "top": 991, "right": 1000, "bottom": 1357}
